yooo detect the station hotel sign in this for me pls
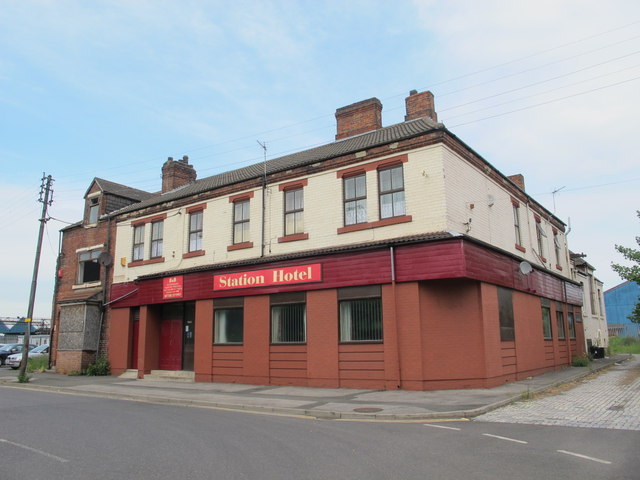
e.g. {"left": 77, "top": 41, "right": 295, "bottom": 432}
{"left": 214, "top": 263, "right": 322, "bottom": 291}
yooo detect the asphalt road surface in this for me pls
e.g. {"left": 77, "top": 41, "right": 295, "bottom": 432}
{"left": 1, "top": 386, "right": 638, "bottom": 479}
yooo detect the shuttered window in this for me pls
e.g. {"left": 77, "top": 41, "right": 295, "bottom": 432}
{"left": 339, "top": 285, "right": 382, "bottom": 342}
{"left": 271, "top": 292, "right": 306, "bottom": 343}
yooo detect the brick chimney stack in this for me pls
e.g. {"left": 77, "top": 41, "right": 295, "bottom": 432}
{"left": 508, "top": 174, "right": 526, "bottom": 191}
{"left": 162, "top": 155, "right": 197, "bottom": 193}
{"left": 404, "top": 90, "right": 437, "bottom": 122}
{"left": 335, "top": 98, "right": 383, "bottom": 140}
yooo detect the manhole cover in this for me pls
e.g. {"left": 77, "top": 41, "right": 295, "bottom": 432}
{"left": 353, "top": 407, "right": 383, "bottom": 413}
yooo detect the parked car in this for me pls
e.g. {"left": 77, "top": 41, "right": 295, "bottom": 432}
{"left": 0, "top": 343, "right": 36, "bottom": 366}
{"left": 6, "top": 344, "right": 49, "bottom": 369}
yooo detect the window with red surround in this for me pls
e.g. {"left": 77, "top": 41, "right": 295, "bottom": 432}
{"left": 535, "top": 216, "right": 547, "bottom": 262}
{"left": 279, "top": 179, "right": 307, "bottom": 240}
{"left": 512, "top": 202, "right": 523, "bottom": 249}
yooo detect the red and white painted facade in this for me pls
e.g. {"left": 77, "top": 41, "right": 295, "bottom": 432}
{"left": 68, "top": 91, "right": 586, "bottom": 390}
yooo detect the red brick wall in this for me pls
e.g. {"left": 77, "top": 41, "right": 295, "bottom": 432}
{"left": 55, "top": 350, "right": 96, "bottom": 374}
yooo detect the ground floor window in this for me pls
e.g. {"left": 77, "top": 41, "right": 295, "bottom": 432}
{"left": 568, "top": 311, "right": 576, "bottom": 339}
{"left": 541, "top": 298, "right": 553, "bottom": 340}
{"left": 498, "top": 287, "right": 515, "bottom": 341}
{"left": 271, "top": 292, "right": 306, "bottom": 343}
{"left": 214, "top": 297, "right": 244, "bottom": 344}
{"left": 556, "top": 304, "right": 566, "bottom": 340}
{"left": 339, "top": 285, "right": 382, "bottom": 342}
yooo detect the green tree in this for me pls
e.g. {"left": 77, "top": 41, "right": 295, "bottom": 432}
{"left": 612, "top": 211, "right": 640, "bottom": 323}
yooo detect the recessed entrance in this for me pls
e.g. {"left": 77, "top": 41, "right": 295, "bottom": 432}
{"left": 159, "top": 302, "right": 195, "bottom": 371}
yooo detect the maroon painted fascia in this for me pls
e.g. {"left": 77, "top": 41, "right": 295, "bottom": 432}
{"left": 109, "top": 238, "right": 581, "bottom": 308}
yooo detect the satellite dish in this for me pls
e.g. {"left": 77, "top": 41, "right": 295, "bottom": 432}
{"left": 519, "top": 261, "right": 532, "bottom": 275}
{"left": 98, "top": 252, "right": 113, "bottom": 267}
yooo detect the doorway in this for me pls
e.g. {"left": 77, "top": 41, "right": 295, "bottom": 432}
{"left": 159, "top": 302, "right": 195, "bottom": 371}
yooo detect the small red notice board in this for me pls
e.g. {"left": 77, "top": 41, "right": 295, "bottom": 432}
{"left": 163, "top": 276, "right": 184, "bottom": 299}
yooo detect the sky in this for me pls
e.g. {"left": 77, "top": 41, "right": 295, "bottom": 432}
{"left": 1, "top": 0, "right": 638, "bottom": 319}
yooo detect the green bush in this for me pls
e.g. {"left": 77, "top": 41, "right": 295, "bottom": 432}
{"left": 27, "top": 355, "right": 49, "bottom": 373}
{"left": 609, "top": 336, "right": 640, "bottom": 354}
{"left": 572, "top": 355, "right": 591, "bottom": 367}
{"left": 85, "top": 356, "right": 111, "bottom": 376}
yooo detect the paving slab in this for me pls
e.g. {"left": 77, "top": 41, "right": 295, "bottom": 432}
{"left": 0, "top": 354, "right": 633, "bottom": 421}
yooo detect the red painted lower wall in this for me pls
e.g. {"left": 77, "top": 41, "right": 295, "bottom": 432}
{"left": 106, "top": 239, "right": 585, "bottom": 390}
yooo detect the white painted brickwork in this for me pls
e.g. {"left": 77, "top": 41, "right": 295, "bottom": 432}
{"left": 112, "top": 143, "right": 570, "bottom": 285}
{"left": 442, "top": 145, "right": 568, "bottom": 275}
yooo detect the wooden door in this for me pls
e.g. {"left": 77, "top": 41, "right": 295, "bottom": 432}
{"left": 159, "top": 318, "right": 183, "bottom": 370}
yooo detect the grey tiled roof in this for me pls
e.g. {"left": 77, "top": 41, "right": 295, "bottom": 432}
{"left": 92, "top": 178, "right": 155, "bottom": 201}
{"left": 114, "top": 116, "right": 443, "bottom": 216}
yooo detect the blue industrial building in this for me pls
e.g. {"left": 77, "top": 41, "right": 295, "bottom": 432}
{"left": 605, "top": 281, "right": 640, "bottom": 338}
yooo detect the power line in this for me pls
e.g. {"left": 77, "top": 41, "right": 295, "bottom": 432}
{"left": 448, "top": 75, "right": 640, "bottom": 128}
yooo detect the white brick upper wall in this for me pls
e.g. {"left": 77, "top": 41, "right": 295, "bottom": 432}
{"left": 112, "top": 143, "right": 570, "bottom": 284}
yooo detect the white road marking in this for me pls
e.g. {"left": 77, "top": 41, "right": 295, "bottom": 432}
{"left": 0, "top": 438, "right": 69, "bottom": 463}
{"left": 482, "top": 433, "right": 528, "bottom": 444}
{"left": 423, "top": 424, "right": 461, "bottom": 431}
{"left": 557, "top": 450, "right": 612, "bottom": 465}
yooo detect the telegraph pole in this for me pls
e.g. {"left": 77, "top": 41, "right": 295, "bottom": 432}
{"left": 18, "top": 174, "right": 54, "bottom": 380}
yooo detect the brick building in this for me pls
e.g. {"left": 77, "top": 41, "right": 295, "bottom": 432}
{"left": 51, "top": 179, "right": 153, "bottom": 373}
{"left": 54, "top": 90, "right": 586, "bottom": 389}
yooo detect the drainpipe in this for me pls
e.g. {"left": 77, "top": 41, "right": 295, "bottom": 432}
{"left": 258, "top": 141, "right": 267, "bottom": 258}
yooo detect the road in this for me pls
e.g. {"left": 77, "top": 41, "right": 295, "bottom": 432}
{"left": 1, "top": 386, "right": 638, "bottom": 480}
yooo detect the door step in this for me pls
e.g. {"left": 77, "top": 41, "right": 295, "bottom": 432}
{"left": 143, "top": 370, "right": 195, "bottom": 383}
{"left": 119, "top": 369, "right": 139, "bottom": 379}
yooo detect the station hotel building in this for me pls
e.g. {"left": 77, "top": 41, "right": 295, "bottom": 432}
{"left": 52, "top": 91, "right": 585, "bottom": 390}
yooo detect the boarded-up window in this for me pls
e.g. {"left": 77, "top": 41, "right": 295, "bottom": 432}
{"left": 498, "top": 287, "right": 515, "bottom": 341}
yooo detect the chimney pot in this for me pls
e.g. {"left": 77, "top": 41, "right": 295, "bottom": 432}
{"left": 508, "top": 174, "right": 526, "bottom": 191}
{"left": 335, "top": 98, "right": 382, "bottom": 140}
{"left": 404, "top": 90, "right": 437, "bottom": 122}
{"left": 162, "top": 156, "right": 197, "bottom": 193}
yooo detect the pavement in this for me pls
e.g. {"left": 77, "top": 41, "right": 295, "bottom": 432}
{"left": 0, "top": 354, "right": 635, "bottom": 421}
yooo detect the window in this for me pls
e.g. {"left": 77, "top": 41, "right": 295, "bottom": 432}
{"left": 132, "top": 225, "right": 145, "bottom": 262}
{"left": 271, "top": 292, "right": 306, "bottom": 343}
{"left": 541, "top": 298, "right": 552, "bottom": 340}
{"left": 88, "top": 197, "right": 99, "bottom": 224}
{"left": 339, "top": 285, "right": 382, "bottom": 342}
{"left": 513, "top": 203, "right": 522, "bottom": 246}
{"left": 568, "top": 311, "right": 576, "bottom": 339}
{"left": 556, "top": 305, "right": 566, "bottom": 340}
{"left": 77, "top": 249, "right": 101, "bottom": 284}
{"left": 189, "top": 210, "right": 203, "bottom": 252}
{"left": 498, "top": 287, "right": 515, "bottom": 341}
{"left": 214, "top": 298, "right": 243, "bottom": 344}
{"left": 284, "top": 188, "right": 304, "bottom": 236}
{"left": 344, "top": 174, "right": 367, "bottom": 226}
{"left": 233, "top": 200, "right": 250, "bottom": 244}
{"left": 379, "top": 165, "right": 405, "bottom": 219}
{"left": 536, "top": 220, "right": 547, "bottom": 259}
{"left": 150, "top": 221, "right": 163, "bottom": 258}
{"left": 554, "top": 231, "right": 562, "bottom": 266}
